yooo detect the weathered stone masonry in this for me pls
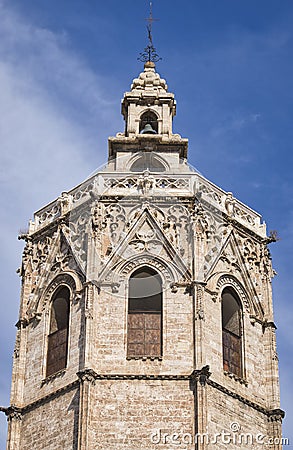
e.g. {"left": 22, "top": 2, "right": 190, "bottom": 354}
{"left": 2, "top": 61, "right": 284, "bottom": 449}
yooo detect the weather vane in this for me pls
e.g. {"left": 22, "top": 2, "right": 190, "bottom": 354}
{"left": 138, "top": 1, "right": 162, "bottom": 64}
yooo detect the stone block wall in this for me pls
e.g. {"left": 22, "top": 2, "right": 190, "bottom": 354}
{"left": 19, "top": 389, "right": 79, "bottom": 450}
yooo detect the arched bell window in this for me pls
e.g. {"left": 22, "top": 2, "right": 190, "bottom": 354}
{"left": 222, "top": 288, "right": 243, "bottom": 377}
{"left": 46, "top": 286, "right": 70, "bottom": 377}
{"left": 127, "top": 267, "right": 162, "bottom": 358}
{"left": 139, "top": 111, "right": 158, "bottom": 134}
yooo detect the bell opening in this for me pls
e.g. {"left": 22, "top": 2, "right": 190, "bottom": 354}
{"left": 140, "top": 123, "right": 157, "bottom": 134}
{"left": 139, "top": 111, "right": 158, "bottom": 134}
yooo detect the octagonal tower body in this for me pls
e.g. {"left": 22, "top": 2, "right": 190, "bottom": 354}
{"left": 4, "top": 63, "right": 284, "bottom": 450}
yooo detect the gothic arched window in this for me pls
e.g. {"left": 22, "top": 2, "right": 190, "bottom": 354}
{"left": 127, "top": 267, "right": 162, "bottom": 358}
{"left": 139, "top": 111, "right": 158, "bottom": 134}
{"left": 46, "top": 286, "right": 70, "bottom": 377}
{"left": 222, "top": 288, "right": 243, "bottom": 377}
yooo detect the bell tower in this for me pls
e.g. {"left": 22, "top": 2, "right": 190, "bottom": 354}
{"left": 122, "top": 60, "right": 176, "bottom": 137}
{"left": 2, "top": 8, "right": 284, "bottom": 450}
{"left": 108, "top": 61, "right": 187, "bottom": 173}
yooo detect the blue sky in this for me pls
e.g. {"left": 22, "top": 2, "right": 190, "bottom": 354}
{"left": 0, "top": 0, "right": 292, "bottom": 445}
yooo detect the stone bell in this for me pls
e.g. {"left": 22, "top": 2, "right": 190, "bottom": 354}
{"left": 140, "top": 123, "right": 157, "bottom": 134}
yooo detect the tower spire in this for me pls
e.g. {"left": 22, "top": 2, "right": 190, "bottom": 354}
{"left": 138, "top": 1, "right": 162, "bottom": 66}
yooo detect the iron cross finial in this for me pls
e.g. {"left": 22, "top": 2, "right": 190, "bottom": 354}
{"left": 138, "top": 1, "right": 162, "bottom": 65}
{"left": 146, "top": 2, "right": 156, "bottom": 45}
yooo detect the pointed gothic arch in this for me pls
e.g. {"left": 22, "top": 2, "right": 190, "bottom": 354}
{"left": 221, "top": 287, "right": 243, "bottom": 378}
{"left": 127, "top": 266, "right": 162, "bottom": 358}
{"left": 46, "top": 285, "right": 70, "bottom": 377}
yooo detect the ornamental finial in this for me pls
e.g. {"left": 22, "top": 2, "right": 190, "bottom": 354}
{"left": 138, "top": 1, "right": 162, "bottom": 66}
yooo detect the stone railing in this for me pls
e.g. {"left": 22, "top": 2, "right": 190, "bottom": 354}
{"left": 196, "top": 176, "right": 265, "bottom": 237}
{"left": 31, "top": 172, "right": 265, "bottom": 237}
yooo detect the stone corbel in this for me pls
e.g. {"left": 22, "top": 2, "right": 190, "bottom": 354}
{"left": 15, "top": 318, "right": 29, "bottom": 330}
{"left": 267, "top": 408, "right": 285, "bottom": 423}
{"left": 170, "top": 283, "right": 178, "bottom": 293}
{"left": 31, "top": 312, "right": 42, "bottom": 327}
{"left": 262, "top": 319, "right": 277, "bottom": 330}
{"left": 109, "top": 282, "right": 120, "bottom": 293}
{"left": 77, "top": 369, "right": 97, "bottom": 385}
{"left": 41, "top": 369, "right": 66, "bottom": 385}
{"left": 249, "top": 314, "right": 256, "bottom": 325}
{"left": 1, "top": 405, "right": 22, "bottom": 422}
{"left": 190, "top": 365, "right": 211, "bottom": 387}
{"left": 174, "top": 281, "right": 195, "bottom": 295}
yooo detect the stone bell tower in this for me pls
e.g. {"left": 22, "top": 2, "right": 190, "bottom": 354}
{"left": 2, "top": 50, "right": 284, "bottom": 450}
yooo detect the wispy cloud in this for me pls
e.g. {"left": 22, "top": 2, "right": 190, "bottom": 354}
{"left": 210, "top": 112, "right": 262, "bottom": 138}
{"left": 0, "top": 3, "right": 119, "bottom": 441}
{"left": 0, "top": 4, "right": 120, "bottom": 210}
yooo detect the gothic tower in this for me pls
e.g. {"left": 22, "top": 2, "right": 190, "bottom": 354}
{"left": 2, "top": 59, "right": 284, "bottom": 449}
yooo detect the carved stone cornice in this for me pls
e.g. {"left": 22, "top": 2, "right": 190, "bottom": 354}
{"left": 207, "top": 378, "right": 284, "bottom": 419}
{"left": 41, "top": 369, "right": 66, "bottom": 386}
{"left": 90, "top": 373, "right": 191, "bottom": 381}
{"left": 24, "top": 381, "right": 78, "bottom": 414}
{"left": 126, "top": 356, "right": 163, "bottom": 361}
{"left": 108, "top": 135, "right": 188, "bottom": 160}
{"left": 223, "top": 370, "right": 248, "bottom": 386}
{"left": 3, "top": 371, "right": 283, "bottom": 423}
{"left": 267, "top": 408, "right": 285, "bottom": 423}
